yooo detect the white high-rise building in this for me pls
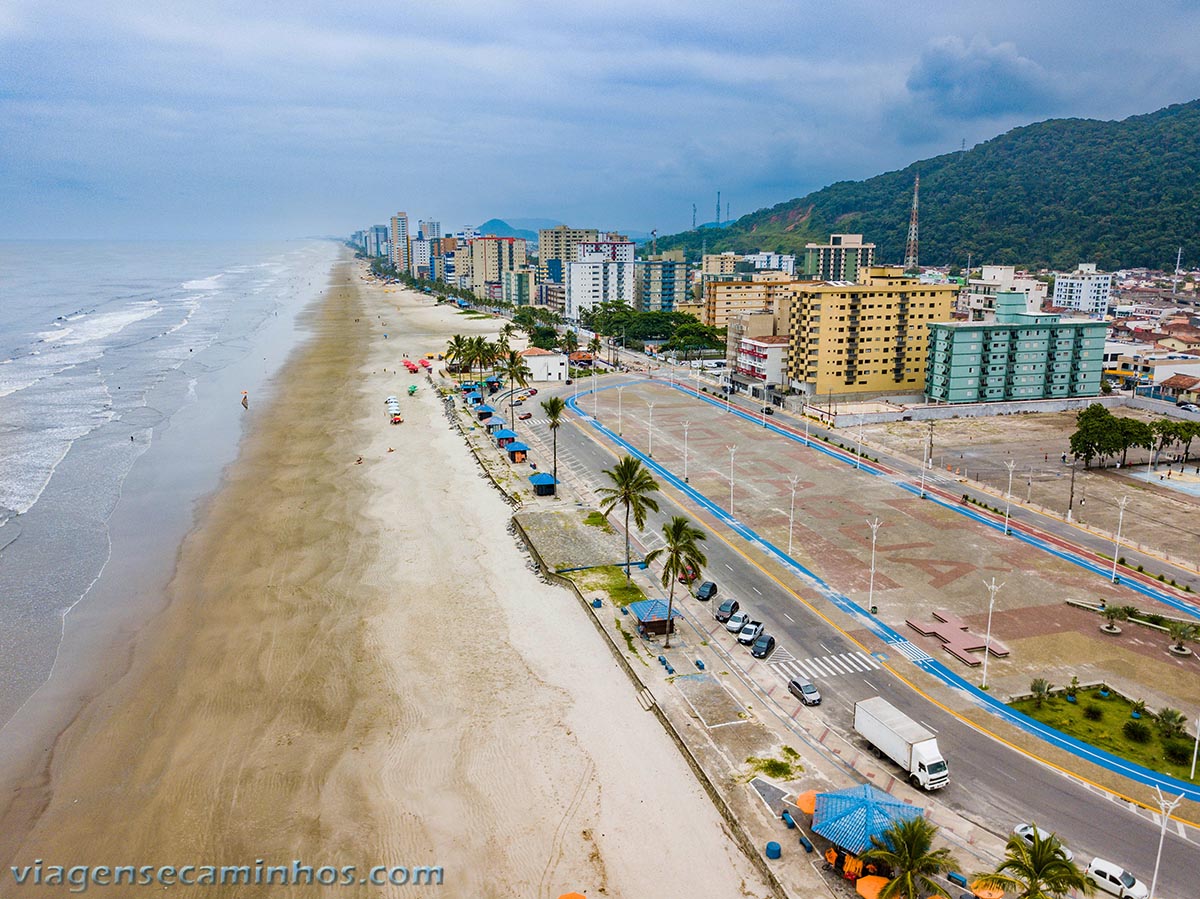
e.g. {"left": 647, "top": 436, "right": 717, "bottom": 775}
{"left": 575, "top": 240, "right": 635, "bottom": 263}
{"left": 418, "top": 220, "right": 442, "bottom": 240}
{"left": 1052, "top": 263, "right": 1112, "bottom": 317}
{"left": 741, "top": 252, "right": 796, "bottom": 276}
{"left": 389, "top": 212, "right": 411, "bottom": 273}
{"left": 411, "top": 238, "right": 431, "bottom": 276}
{"left": 565, "top": 251, "right": 636, "bottom": 322}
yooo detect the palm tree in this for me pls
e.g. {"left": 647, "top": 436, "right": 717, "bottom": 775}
{"left": 1030, "top": 677, "right": 1052, "bottom": 708}
{"left": 563, "top": 329, "right": 579, "bottom": 355}
{"left": 446, "top": 334, "right": 470, "bottom": 381}
{"left": 862, "top": 817, "right": 960, "bottom": 899}
{"left": 644, "top": 517, "right": 706, "bottom": 648}
{"left": 1157, "top": 707, "right": 1187, "bottom": 739}
{"left": 497, "top": 322, "right": 517, "bottom": 354}
{"left": 496, "top": 350, "right": 532, "bottom": 432}
{"left": 973, "top": 826, "right": 1092, "bottom": 899}
{"left": 598, "top": 456, "right": 661, "bottom": 583}
{"left": 588, "top": 335, "right": 602, "bottom": 359}
{"left": 541, "top": 396, "right": 566, "bottom": 491}
{"left": 1166, "top": 620, "right": 1197, "bottom": 653}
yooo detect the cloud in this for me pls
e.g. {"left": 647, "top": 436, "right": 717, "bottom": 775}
{"left": 905, "top": 35, "right": 1062, "bottom": 120}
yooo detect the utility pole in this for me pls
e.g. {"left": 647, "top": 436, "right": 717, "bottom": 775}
{"left": 1004, "top": 459, "right": 1016, "bottom": 535}
{"left": 1111, "top": 496, "right": 1129, "bottom": 583}
{"left": 981, "top": 578, "right": 1004, "bottom": 691}
{"left": 867, "top": 518, "right": 882, "bottom": 614}
{"left": 1067, "top": 457, "right": 1078, "bottom": 522}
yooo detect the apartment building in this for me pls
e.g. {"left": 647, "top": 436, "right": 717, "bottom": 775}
{"left": 787, "top": 267, "right": 957, "bottom": 398}
{"left": 538, "top": 225, "right": 599, "bottom": 283}
{"left": 702, "top": 272, "right": 796, "bottom": 327}
{"left": 1052, "top": 263, "right": 1112, "bottom": 316}
{"left": 925, "top": 291, "right": 1106, "bottom": 403}
{"left": 565, "top": 252, "right": 635, "bottom": 321}
{"left": 470, "top": 236, "right": 527, "bottom": 297}
{"left": 960, "top": 265, "right": 1048, "bottom": 320}
{"left": 701, "top": 253, "right": 740, "bottom": 277}
{"left": 636, "top": 251, "right": 689, "bottom": 313}
{"left": 576, "top": 239, "right": 635, "bottom": 262}
{"left": 389, "top": 212, "right": 411, "bottom": 273}
{"left": 742, "top": 252, "right": 796, "bottom": 276}
{"left": 410, "top": 238, "right": 431, "bottom": 278}
{"left": 418, "top": 220, "right": 441, "bottom": 240}
{"left": 501, "top": 267, "right": 536, "bottom": 306}
{"left": 802, "top": 234, "right": 875, "bottom": 282}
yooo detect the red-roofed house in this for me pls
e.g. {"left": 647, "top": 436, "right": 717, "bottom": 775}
{"left": 519, "top": 347, "right": 568, "bottom": 382}
{"left": 1159, "top": 373, "right": 1200, "bottom": 403}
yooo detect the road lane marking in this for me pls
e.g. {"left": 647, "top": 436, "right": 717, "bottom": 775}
{"left": 784, "top": 613, "right": 795, "bottom": 622}
{"left": 752, "top": 586, "right": 762, "bottom": 595}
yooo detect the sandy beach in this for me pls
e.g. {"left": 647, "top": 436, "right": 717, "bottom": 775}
{"left": 0, "top": 251, "right": 768, "bottom": 897}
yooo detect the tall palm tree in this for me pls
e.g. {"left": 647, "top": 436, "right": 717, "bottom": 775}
{"left": 446, "top": 334, "right": 470, "bottom": 382}
{"left": 541, "top": 396, "right": 566, "bottom": 491}
{"left": 563, "top": 329, "right": 579, "bottom": 355}
{"left": 497, "top": 322, "right": 517, "bottom": 355}
{"left": 496, "top": 350, "right": 532, "bottom": 432}
{"left": 644, "top": 517, "right": 706, "bottom": 648}
{"left": 861, "top": 817, "right": 960, "bottom": 899}
{"left": 598, "top": 455, "right": 660, "bottom": 583}
{"left": 588, "top": 335, "right": 602, "bottom": 358}
{"left": 973, "top": 826, "right": 1092, "bottom": 899}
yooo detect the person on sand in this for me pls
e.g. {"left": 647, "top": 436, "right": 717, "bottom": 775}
{"left": 356, "top": 456, "right": 363, "bottom": 464}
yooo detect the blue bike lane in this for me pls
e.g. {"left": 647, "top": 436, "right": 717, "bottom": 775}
{"left": 567, "top": 381, "right": 1200, "bottom": 803}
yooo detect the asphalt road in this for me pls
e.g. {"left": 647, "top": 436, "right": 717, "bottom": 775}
{"left": 518, "top": 372, "right": 1195, "bottom": 899}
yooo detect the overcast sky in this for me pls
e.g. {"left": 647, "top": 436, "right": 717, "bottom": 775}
{"left": 4, "top": 0, "right": 1199, "bottom": 240}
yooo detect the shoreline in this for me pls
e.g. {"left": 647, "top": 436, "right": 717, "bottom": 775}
{"left": 0, "top": 255, "right": 768, "bottom": 896}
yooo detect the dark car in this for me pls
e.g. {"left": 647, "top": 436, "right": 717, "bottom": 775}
{"left": 714, "top": 598, "right": 739, "bottom": 622}
{"left": 787, "top": 676, "right": 821, "bottom": 706}
{"left": 518, "top": 412, "right": 532, "bottom": 420}
{"left": 696, "top": 581, "right": 718, "bottom": 601}
{"left": 750, "top": 633, "right": 776, "bottom": 658}
{"left": 761, "top": 406, "right": 775, "bottom": 415}
{"left": 564, "top": 379, "right": 573, "bottom": 385}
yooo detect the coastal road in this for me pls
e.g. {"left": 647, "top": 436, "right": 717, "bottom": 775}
{"left": 517, "top": 376, "right": 1195, "bottom": 899}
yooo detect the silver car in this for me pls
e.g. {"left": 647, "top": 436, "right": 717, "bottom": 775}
{"left": 787, "top": 677, "right": 821, "bottom": 706}
{"left": 1012, "top": 823, "right": 1073, "bottom": 862}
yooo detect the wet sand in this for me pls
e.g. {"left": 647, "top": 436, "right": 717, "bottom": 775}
{"left": 0, "top": 254, "right": 768, "bottom": 897}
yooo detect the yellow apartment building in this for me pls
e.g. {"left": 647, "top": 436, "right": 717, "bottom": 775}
{"left": 537, "top": 226, "right": 599, "bottom": 282}
{"left": 786, "top": 267, "right": 957, "bottom": 398}
{"left": 703, "top": 272, "right": 797, "bottom": 327}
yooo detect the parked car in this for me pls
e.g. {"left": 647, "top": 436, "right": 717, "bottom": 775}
{"left": 564, "top": 379, "right": 573, "bottom": 385}
{"left": 528, "top": 388, "right": 538, "bottom": 395}
{"left": 736, "top": 620, "right": 764, "bottom": 645}
{"left": 1012, "top": 824, "right": 1074, "bottom": 862}
{"left": 725, "top": 611, "right": 750, "bottom": 633}
{"left": 1086, "top": 858, "right": 1148, "bottom": 898}
{"left": 518, "top": 412, "right": 532, "bottom": 420}
{"left": 677, "top": 564, "right": 698, "bottom": 584}
{"left": 760, "top": 406, "right": 775, "bottom": 415}
{"left": 1179, "top": 402, "right": 1199, "bottom": 413}
{"left": 714, "top": 599, "right": 740, "bottom": 622}
{"left": 787, "top": 677, "right": 821, "bottom": 706}
{"left": 750, "top": 633, "right": 776, "bottom": 658}
{"left": 696, "top": 581, "right": 718, "bottom": 601}
{"left": 512, "top": 400, "right": 523, "bottom": 407}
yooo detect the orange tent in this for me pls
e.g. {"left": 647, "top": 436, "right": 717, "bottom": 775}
{"left": 970, "top": 883, "right": 1005, "bottom": 899}
{"left": 795, "top": 789, "right": 817, "bottom": 815}
{"left": 855, "top": 875, "right": 888, "bottom": 899}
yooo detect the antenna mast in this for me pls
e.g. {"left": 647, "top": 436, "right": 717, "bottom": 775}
{"left": 1174, "top": 247, "right": 1182, "bottom": 295}
{"left": 904, "top": 174, "right": 920, "bottom": 271}
{"left": 692, "top": 204, "right": 697, "bottom": 230}
{"left": 716, "top": 191, "right": 721, "bottom": 227}
{"left": 651, "top": 229, "right": 657, "bottom": 256}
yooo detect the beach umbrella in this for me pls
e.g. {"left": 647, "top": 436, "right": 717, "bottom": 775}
{"left": 811, "top": 784, "right": 923, "bottom": 855}
{"left": 794, "top": 790, "right": 817, "bottom": 816}
{"left": 855, "top": 875, "right": 888, "bottom": 899}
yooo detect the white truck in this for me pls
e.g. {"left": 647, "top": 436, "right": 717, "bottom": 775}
{"left": 853, "top": 697, "right": 949, "bottom": 790}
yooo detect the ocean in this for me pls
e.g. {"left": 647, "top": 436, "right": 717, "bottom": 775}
{"left": 0, "top": 240, "right": 340, "bottom": 731}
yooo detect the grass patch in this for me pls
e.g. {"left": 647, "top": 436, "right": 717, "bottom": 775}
{"left": 746, "top": 748, "right": 804, "bottom": 780}
{"left": 1010, "top": 689, "right": 1197, "bottom": 782}
{"left": 582, "top": 510, "right": 613, "bottom": 532}
{"left": 572, "top": 565, "right": 647, "bottom": 607}
{"left": 614, "top": 619, "right": 649, "bottom": 665}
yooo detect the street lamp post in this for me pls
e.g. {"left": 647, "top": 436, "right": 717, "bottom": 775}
{"left": 1004, "top": 459, "right": 1016, "bottom": 535}
{"left": 1191, "top": 712, "right": 1199, "bottom": 781}
{"left": 727, "top": 445, "right": 737, "bottom": 516}
{"left": 855, "top": 417, "right": 865, "bottom": 469}
{"left": 787, "top": 475, "right": 801, "bottom": 557}
{"left": 1149, "top": 787, "right": 1183, "bottom": 899}
{"left": 867, "top": 517, "right": 881, "bottom": 614}
{"left": 682, "top": 420, "right": 691, "bottom": 483}
{"left": 1111, "top": 495, "right": 1129, "bottom": 583}
{"left": 617, "top": 386, "right": 625, "bottom": 435}
{"left": 648, "top": 402, "right": 655, "bottom": 457}
{"left": 803, "top": 404, "right": 811, "bottom": 447}
{"left": 592, "top": 366, "right": 598, "bottom": 416}
{"left": 725, "top": 373, "right": 732, "bottom": 414}
{"left": 1067, "top": 456, "right": 1078, "bottom": 522}
{"left": 981, "top": 577, "right": 1004, "bottom": 690}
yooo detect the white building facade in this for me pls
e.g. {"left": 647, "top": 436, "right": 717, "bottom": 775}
{"left": 734, "top": 335, "right": 789, "bottom": 391}
{"left": 1052, "top": 263, "right": 1112, "bottom": 316}
{"left": 741, "top": 252, "right": 796, "bottom": 276}
{"left": 960, "top": 265, "right": 1048, "bottom": 320}
{"left": 519, "top": 347, "right": 568, "bottom": 382}
{"left": 565, "top": 252, "right": 636, "bottom": 322}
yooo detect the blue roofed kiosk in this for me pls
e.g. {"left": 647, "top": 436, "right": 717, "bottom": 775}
{"left": 529, "top": 472, "right": 557, "bottom": 496}
{"left": 506, "top": 441, "right": 529, "bottom": 463}
{"left": 627, "top": 599, "right": 683, "bottom": 638}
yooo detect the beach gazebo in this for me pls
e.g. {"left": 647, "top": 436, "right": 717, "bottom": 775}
{"left": 485, "top": 416, "right": 507, "bottom": 433}
{"left": 484, "top": 375, "right": 503, "bottom": 394}
{"left": 627, "top": 599, "right": 682, "bottom": 638}
{"left": 505, "top": 441, "right": 529, "bottom": 462}
{"left": 529, "top": 472, "right": 557, "bottom": 496}
{"left": 811, "top": 784, "right": 923, "bottom": 855}
{"left": 476, "top": 404, "right": 495, "bottom": 421}
{"left": 492, "top": 428, "right": 517, "bottom": 447}
{"left": 466, "top": 391, "right": 482, "bottom": 405}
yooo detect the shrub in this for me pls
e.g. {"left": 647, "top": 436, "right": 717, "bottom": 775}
{"left": 1124, "top": 720, "right": 1151, "bottom": 743}
{"left": 1137, "top": 564, "right": 1144, "bottom": 572}
{"left": 1118, "top": 556, "right": 1126, "bottom": 565}
{"left": 1030, "top": 678, "right": 1052, "bottom": 708}
{"left": 1163, "top": 740, "right": 1192, "bottom": 765}
{"left": 1084, "top": 704, "right": 1103, "bottom": 721}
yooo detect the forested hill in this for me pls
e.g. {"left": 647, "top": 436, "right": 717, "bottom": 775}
{"left": 657, "top": 100, "right": 1200, "bottom": 270}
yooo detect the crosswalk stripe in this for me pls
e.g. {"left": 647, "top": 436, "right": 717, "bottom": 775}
{"left": 805, "top": 658, "right": 831, "bottom": 676}
{"left": 855, "top": 651, "right": 881, "bottom": 669}
{"left": 839, "top": 653, "right": 866, "bottom": 672}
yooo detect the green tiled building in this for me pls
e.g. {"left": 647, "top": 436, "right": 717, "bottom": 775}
{"left": 925, "top": 292, "right": 1106, "bottom": 403}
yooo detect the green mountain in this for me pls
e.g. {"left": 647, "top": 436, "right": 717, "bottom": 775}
{"left": 658, "top": 99, "right": 1200, "bottom": 270}
{"left": 476, "top": 218, "right": 539, "bottom": 242}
